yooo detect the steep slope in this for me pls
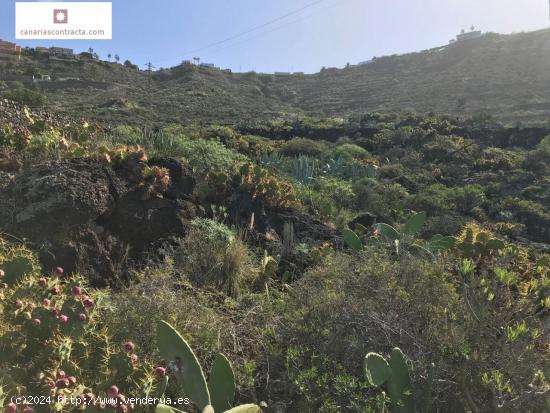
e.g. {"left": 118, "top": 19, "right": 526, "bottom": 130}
{"left": 288, "top": 29, "right": 550, "bottom": 124}
{"left": 2, "top": 29, "right": 550, "bottom": 124}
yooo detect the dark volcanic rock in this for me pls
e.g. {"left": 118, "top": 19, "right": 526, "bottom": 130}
{"left": 348, "top": 212, "right": 377, "bottom": 229}
{"left": 259, "top": 209, "right": 339, "bottom": 244}
{"left": 148, "top": 157, "right": 195, "bottom": 199}
{"left": 0, "top": 160, "right": 126, "bottom": 240}
{"left": 102, "top": 191, "right": 199, "bottom": 249}
{"left": 0, "top": 159, "right": 200, "bottom": 284}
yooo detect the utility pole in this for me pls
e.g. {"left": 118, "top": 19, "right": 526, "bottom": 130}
{"left": 144, "top": 61, "right": 156, "bottom": 127}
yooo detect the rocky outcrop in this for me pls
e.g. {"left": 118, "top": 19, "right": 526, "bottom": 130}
{"left": 0, "top": 157, "right": 200, "bottom": 285}
{"left": 1, "top": 160, "right": 125, "bottom": 239}
{"left": 102, "top": 192, "right": 200, "bottom": 250}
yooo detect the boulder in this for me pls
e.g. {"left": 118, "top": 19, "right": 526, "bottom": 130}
{"left": 0, "top": 159, "right": 201, "bottom": 284}
{"left": 148, "top": 157, "right": 195, "bottom": 199}
{"left": 348, "top": 212, "right": 377, "bottom": 229}
{"left": 0, "top": 160, "right": 126, "bottom": 240}
{"left": 102, "top": 191, "right": 199, "bottom": 249}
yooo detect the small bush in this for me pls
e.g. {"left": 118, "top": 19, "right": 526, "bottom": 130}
{"left": 451, "top": 184, "right": 488, "bottom": 213}
{"left": 474, "top": 147, "right": 524, "bottom": 172}
{"left": 500, "top": 198, "right": 550, "bottom": 242}
{"left": 280, "top": 138, "right": 330, "bottom": 157}
{"left": 3, "top": 88, "right": 46, "bottom": 107}
{"left": 177, "top": 218, "right": 258, "bottom": 297}
{"left": 180, "top": 139, "right": 248, "bottom": 177}
{"left": 412, "top": 184, "right": 453, "bottom": 215}
{"left": 330, "top": 143, "right": 372, "bottom": 161}
{"left": 353, "top": 179, "right": 409, "bottom": 218}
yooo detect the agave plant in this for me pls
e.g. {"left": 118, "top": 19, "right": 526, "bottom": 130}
{"left": 321, "top": 156, "right": 378, "bottom": 181}
{"left": 290, "top": 156, "right": 316, "bottom": 184}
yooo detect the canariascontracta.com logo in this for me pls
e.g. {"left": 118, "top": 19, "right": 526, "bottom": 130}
{"left": 53, "top": 9, "right": 68, "bottom": 24}
{"left": 16, "top": 2, "right": 112, "bottom": 39}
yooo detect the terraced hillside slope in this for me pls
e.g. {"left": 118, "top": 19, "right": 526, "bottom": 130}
{"left": 2, "top": 29, "right": 550, "bottom": 125}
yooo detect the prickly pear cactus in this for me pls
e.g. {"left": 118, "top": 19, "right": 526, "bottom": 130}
{"left": 156, "top": 321, "right": 262, "bottom": 413}
{"left": 157, "top": 320, "right": 211, "bottom": 410}
{"left": 0, "top": 237, "right": 160, "bottom": 412}
{"left": 364, "top": 352, "right": 391, "bottom": 386}
{"left": 388, "top": 348, "right": 415, "bottom": 413}
{"left": 208, "top": 354, "right": 236, "bottom": 412}
{"left": 364, "top": 348, "right": 415, "bottom": 413}
{"left": 456, "top": 223, "right": 505, "bottom": 259}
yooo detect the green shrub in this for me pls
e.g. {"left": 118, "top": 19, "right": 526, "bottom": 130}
{"left": 296, "top": 177, "right": 355, "bottom": 221}
{"left": 421, "top": 214, "right": 468, "bottom": 238}
{"left": 273, "top": 247, "right": 549, "bottom": 412}
{"left": 353, "top": 179, "right": 409, "bottom": 218}
{"left": 3, "top": 88, "right": 46, "bottom": 107}
{"left": 523, "top": 137, "right": 550, "bottom": 174}
{"left": 177, "top": 218, "right": 258, "bottom": 297}
{"left": 451, "top": 185, "right": 487, "bottom": 213}
{"left": 321, "top": 157, "right": 378, "bottom": 181}
{"left": 412, "top": 184, "right": 453, "bottom": 215}
{"left": 110, "top": 124, "right": 142, "bottom": 147}
{"left": 28, "top": 129, "right": 62, "bottom": 159}
{"left": 104, "top": 263, "right": 267, "bottom": 402}
{"left": 474, "top": 147, "right": 524, "bottom": 172}
{"left": 280, "top": 138, "right": 329, "bottom": 157}
{"left": 330, "top": 143, "right": 372, "bottom": 161}
{"left": 500, "top": 198, "right": 550, "bottom": 242}
{"left": 180, "top": 139, "right": 248, "bottom": 177}
{"left": 314, "top": 177, "right": 355, "bottom": 209}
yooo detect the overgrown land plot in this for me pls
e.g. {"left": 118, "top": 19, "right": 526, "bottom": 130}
{"left": 0, "top": 31, "right": 550, "bottom": 413}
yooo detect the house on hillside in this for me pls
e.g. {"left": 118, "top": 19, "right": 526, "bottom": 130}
{"left": 449, "top": 28, "right": 483, "bottom": 44}
{"left": 49, "top": 47, "right": 76, "bottom": 60}
{"left": 199, "top": 63, "right": 216, "bottom": 68}
{"left": 0, "top": 39, "right": 22, "bottom": 59}
{"left": 33, "top": 74, "right": 51, "bottom": 83}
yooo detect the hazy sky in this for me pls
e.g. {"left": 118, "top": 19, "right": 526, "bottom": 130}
{"left": 0, "top": 0, "right": 549, "bottom": 73}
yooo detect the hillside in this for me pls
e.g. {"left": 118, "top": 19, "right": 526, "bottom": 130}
{"left": 2, "top": 29, "right": 550, "bottom": 125}
{"left": 1, "top": 98, "right": 549, "bottom": 412}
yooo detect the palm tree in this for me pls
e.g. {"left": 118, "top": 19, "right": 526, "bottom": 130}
{"left": 107, "top": 53, "right": 112, "bottom": 61}
{"left": 114, "top": 54, "right": 120, "bottom": 63}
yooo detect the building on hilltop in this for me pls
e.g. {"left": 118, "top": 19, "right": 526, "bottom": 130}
{"left": 0, "top": 39, "right": 22, "bottom": 58}
{"left": 449, "top": 27, "right": 483, "bottom": 44}
{"left": 49, "top": 47, "right": 76, "bottom": 60}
